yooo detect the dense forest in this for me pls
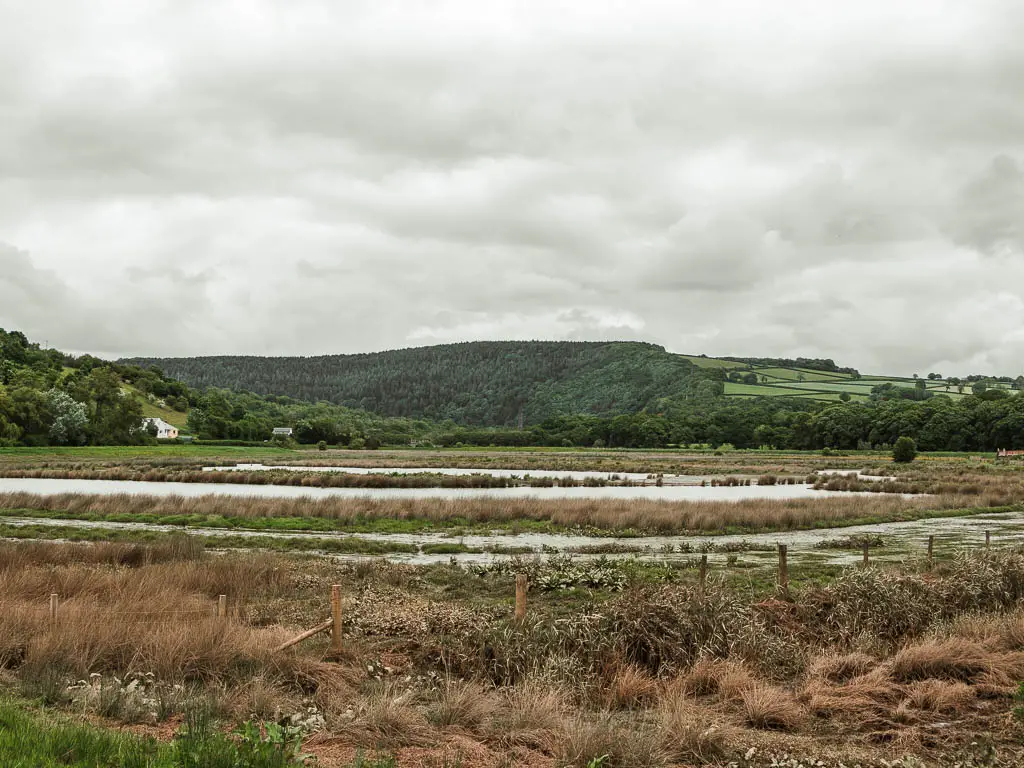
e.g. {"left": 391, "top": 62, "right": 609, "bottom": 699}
{"left": 124, "top": 342, "right": 703, "bottom": 426}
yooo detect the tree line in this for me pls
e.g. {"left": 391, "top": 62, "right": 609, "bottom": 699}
{"left": 6, "top": 329, "right": 1023, "bottom": 452}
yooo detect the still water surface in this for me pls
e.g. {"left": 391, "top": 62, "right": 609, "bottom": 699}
{"left": 0, "top": 477, "right": 847, "bottom": 502}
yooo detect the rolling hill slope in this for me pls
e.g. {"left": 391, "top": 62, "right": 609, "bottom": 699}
{"left": 124, "top": 341, "right": 704, "bottom": 427}
{"left": 126, "top": 342, "right": 1021, "bottom": 427}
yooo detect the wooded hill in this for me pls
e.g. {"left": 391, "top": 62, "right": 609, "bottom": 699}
{"left": 124, "top": 342, "right": 704, "bottom": 427}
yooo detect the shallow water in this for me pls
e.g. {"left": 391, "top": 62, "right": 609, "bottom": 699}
{"left": 0, "top": 477, "right": 850, "bottom": 501}
{"left": 2, "top": 507, "right": 1017, "bottom": 567}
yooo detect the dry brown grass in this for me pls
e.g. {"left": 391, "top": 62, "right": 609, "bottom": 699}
{"left": 427, "top": 680, "right": 498, "bottom": 733}
{"left": 0, "top": 541, "right": 302, "bottom": 689}
{"left": 488, "top": 680, "right": 567, "bottom": 752}
{"left": 557, "top": 713, "right": 665, "bottom": 768}
{"left": 806, "top": 651, "right": 877, "bottom": 683}
{"left": 682, "top": 658, "right": 756, "bottom": 699}
{"left": 332, "top": 684, "right": 433, "bottom": 749}
{"left": 901, "top": 680, "right": 975, "bottom": 714}
{"left": 229, "top": 674, "right": 302, "bottom": 720}
{"left": 891, "top": 638, "right": 1024, "bottom": 684}
{"left": 602, "top": 664, "right": 659, "bottom": 710}
{"left": 657, "top": 681, "right": 734, "bottom": 763}
{"left": 0, "top": 487, "right": 959, "bottom": 534}
{"left": 738, "top": 685, "right": 805, "bottom": 731}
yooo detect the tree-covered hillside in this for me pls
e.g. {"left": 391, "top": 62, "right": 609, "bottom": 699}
{"left": 0, "top": 328, "right": 188, "bottom": 446}
{"left": 124, "top": 342, "right": 703, "bottom": 426}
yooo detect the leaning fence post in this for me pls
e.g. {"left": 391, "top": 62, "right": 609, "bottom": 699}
{"left": 698, "top": 554, "right": 708, "bottom": 596}
{"left": 777, "top": 544, "right": 789, "bottom": 597}
{"left": 330, "top": 585, "right": 343, "bottom": 653}
{"left": 217, "top": 594, "right": 227, "bottom": 619}
{"left": 49, "top": 593, "right": 58, "bottom": 624}
{"left": 862, "top": 541, "right": 870, "bottom": 568}
{"left": 927, "top": 535, "right": 934, "bottom": 570}
{"left": 515, "top": 574, "right": 528, "bottom": 623}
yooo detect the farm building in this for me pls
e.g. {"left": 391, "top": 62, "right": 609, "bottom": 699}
{"left": 272, "top": 427, "right": 294, "bottom": 437}
{"left": 142, "top": 417, "right": 179, "bottom": 440}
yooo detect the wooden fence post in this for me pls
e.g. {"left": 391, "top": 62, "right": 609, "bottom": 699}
{"left": 927, "top": 535, "right": 934, "bottom": 570}
{"left": 49, "top": 593, "right": 58, "bottom": 624}
{"left": 330, "top": 585, "right": 343, "bottom": 653}
{"left": 515, "top": 574, "right": 528, "bottom": 623}
{"left": 985, "top": 530, "right": 991, "bottom": 549}
{"left": 777, "top": 544, "right": 789, "bottom": 597}
{"left": 698, "top": 554, "right": 708, "bottom": 596}
{"left": 862, "top": 541, "right": 870, "bottom": 568}
{"left": 217, "top": 594, "right": 227, "bottom": 619}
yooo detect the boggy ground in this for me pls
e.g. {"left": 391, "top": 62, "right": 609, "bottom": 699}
{"left": 2, "top": 538, "right": 1024, "bottom": 767}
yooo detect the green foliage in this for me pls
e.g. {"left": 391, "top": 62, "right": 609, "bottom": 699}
{"left": 893, "top": 436, "right": 918, "bottom": 463}
{"left": 0, "top": 328, "right": 188, "bottom": 447}
{"left": 0, "top": 698, "right": 310, "bottom": 767}
{"left": 125, "top": 341, "right": 701, "bottom": 427}
{"left": 7, "top": 329, "right": 1024, "bottom": 452}
{"left": 233, "top": 719, "right": 312, "bottom": 765}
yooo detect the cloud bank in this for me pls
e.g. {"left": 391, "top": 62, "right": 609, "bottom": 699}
{"left": 1, "top": 0, "right": 1022, "bottom": 375}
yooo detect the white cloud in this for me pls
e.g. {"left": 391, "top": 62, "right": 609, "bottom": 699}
{"left": 0, "top": 0, "right": 1022, "bottom": 375}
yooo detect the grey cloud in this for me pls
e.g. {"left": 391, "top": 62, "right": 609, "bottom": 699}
{"left": 2, "top": 1, "right": 1024, "bottom": 375}
{"left": 948, "top": 155, "right": 1024, "bottom": 255}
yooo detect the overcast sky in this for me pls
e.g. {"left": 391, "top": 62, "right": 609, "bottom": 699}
{"left": 1, "top": 1, "right": 1023, "bottom": 376}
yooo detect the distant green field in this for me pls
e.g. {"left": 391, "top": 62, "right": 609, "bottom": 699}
{"left": 723, "top": 382, "right": 863, "bottom": 402}
{"left": 687, "top": 354, "right": 1016, "bottom": 403}
{"left": 754, "top": 367, "right": 852, "bottom": 383}
{"left": 677, "top": 354, "right": 744, "bottom": 369}
{"left": 124, "top": 385, "right": 190, "bottom": 430}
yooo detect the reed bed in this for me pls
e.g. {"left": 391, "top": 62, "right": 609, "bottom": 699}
{"left": 0, "top": 467, "right": 635, "bottom": 489}
{"left": 814, "top": 469, "right": 1024, "bottom": 506}
{"left": 3, "top": 540, "right": 1024, "bottom": 765}
{"left": 0, "top": 489, "right": 979, "bottom": 535}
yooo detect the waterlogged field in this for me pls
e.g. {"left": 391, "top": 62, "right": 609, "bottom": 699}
{"left": 2, "top": 446, "right": 1024, "bottom": 766}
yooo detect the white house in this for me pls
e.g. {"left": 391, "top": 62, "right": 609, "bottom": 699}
{"left": 142, "top": 417, "right": 179, "bottom": 440}
{"left": 272, "top": 427, "right": 294, "bottom": 437}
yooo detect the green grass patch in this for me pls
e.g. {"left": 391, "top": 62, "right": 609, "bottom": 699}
{"left": 0, "top": 698, "right": 307, "bottom": 767}
{"left": 0, "top": 522, "right": 419, "bottom": 555}
{"left": 0, "top": 508, "right": 564, "bottom": 537}
{"left": 0, "top": 446, "right": 296, "bottom": 461}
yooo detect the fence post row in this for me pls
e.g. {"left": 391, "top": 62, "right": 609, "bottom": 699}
{"left": 515, "top": 574, "right": 528, "bottom": 623}
{"left": 331, "top": 584, "right": 343, "bottom": 653}
{"left": 37, "top": 530, "right": 1005, "bottom": 640}
{"left": 777, "top": 544, "right": 789, "bottom": 597}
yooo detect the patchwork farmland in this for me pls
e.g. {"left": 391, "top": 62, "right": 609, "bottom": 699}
{"left": 678, "top": 355, "right": 1015, "bottom": 404}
